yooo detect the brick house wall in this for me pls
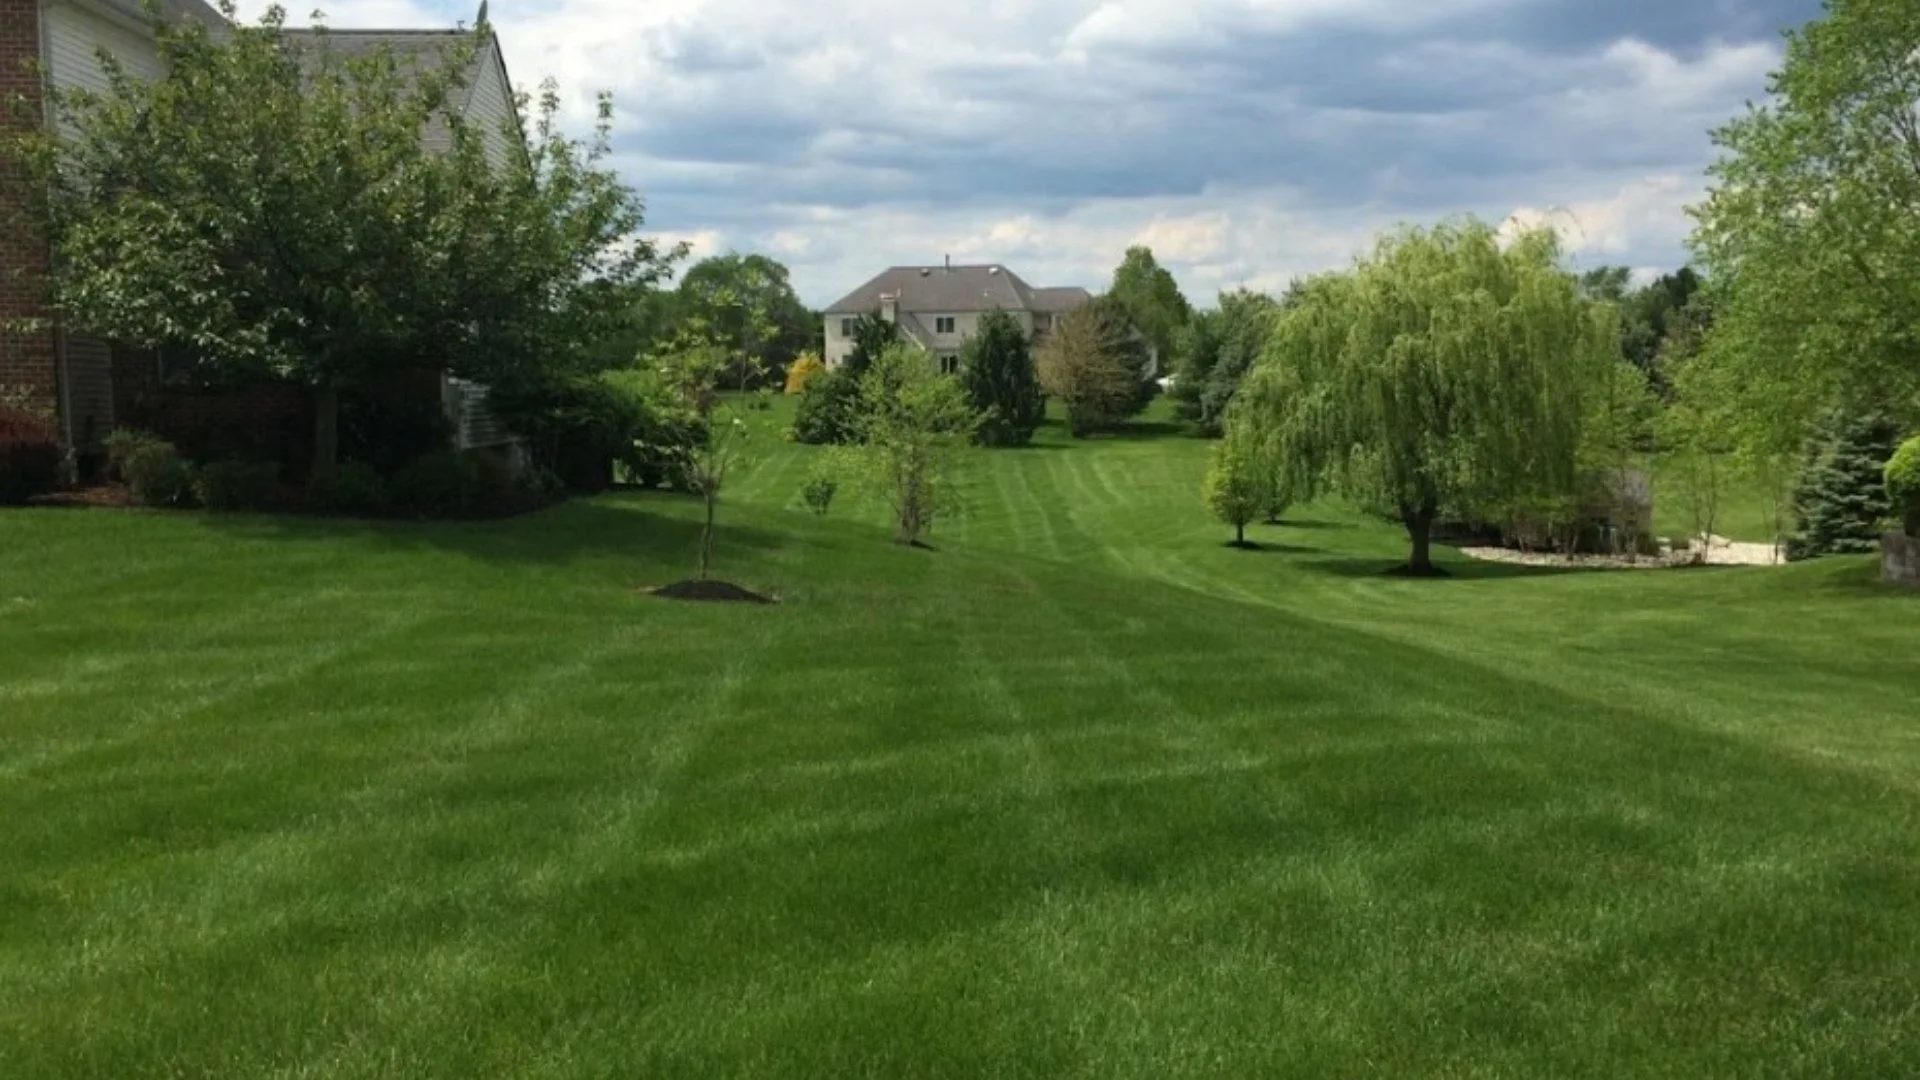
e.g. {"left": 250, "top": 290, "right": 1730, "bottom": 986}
{"left": 0, "top": 0, "right": 59, "bottom": 426}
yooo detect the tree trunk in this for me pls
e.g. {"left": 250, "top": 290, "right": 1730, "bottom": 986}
{"left": 1401, "top": 497, "right": 1438, "bottom": 575}
{"left": 699, "top": 492, "right": 716, "bottom": 579}
{"left": 1236, "top": 521, "right": 1246, "bottom": 546}
{"left": 312, "top": 385, "right": 341, "bottom": 483}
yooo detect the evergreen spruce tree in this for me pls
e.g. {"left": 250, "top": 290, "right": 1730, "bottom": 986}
{"left": 1786, "top": 407, "right": 1901, "bottom": 560}
{"left": 959, "top": 310, "right": 1045, "bottom": 446}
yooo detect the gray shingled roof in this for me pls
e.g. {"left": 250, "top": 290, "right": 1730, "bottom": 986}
{"left": 1030, "top": 286, "right": 1093, "bottom": 313}
{"left": 823, "top": 265, "right": 1091, "bottom": 316}
{"left": 280, "top": 30, "right": 496, "bottom": 154}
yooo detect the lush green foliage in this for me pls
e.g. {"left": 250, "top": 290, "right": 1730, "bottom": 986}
{"left": 1237, "top": 220, "right": 1618, "bottom": 573}
{"left": 1202, "top": 431, "right": 1264, "bottom": 545}
{"left": 3, "top": 409, "right": 1919, "bottom": 1077}
{"left": 959, "top": 310, "right": 1045, "bottom": 446}
{"left": 1107, "top": 245, "right": 1192, "bottom": 367}
{"left": 1688, "top": 0, "right": 1920, "bottom": 456}
{"left": 305, "top": 460, "right": 390, "bottom": 517}
{"left": 1169, "top": 288, "right": 1285, "bottom": 434}
{"left": 2, "top": 3, "right": 680, "bottom": 478}
{"left": 845, "top": 345, "right": 982, "bottom": 545}
{"left": 674, "top": 254, "right": 816, "bottom": 389}
{"left": 791, "top": 368, "right": 867, "bottom": 446}
{"left": 1787, "top": 407, "right": 1901, "bottom": 559}
{"left": 801, "top": 473, "right": 838, "bottom": 517}
{"left": 1887, "top": 435, "right": 1920, "bottom": 535}
{"left": 654, "top": 341, "right": 751, "bottom": 578}
{"left": 390, "top": 451, "right": 481, "bottom": 518}
{"left": 845, "top": 311, "right": 899, "bottom": 375}
{"left": 1038, "top": 297, "right": 1153, "bottom": 436}
{"left": 123, "top": 439, "right": 196, "bottom": 508}
{"left": 193, "top": 459, "right": 281, "bottom": 512}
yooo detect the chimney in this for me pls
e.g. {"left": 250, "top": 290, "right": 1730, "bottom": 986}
{"left": 880, "top": 291, "right": 898, "bottom": 324}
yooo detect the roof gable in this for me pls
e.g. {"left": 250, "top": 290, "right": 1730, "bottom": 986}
{"left": 824, "top": 264, "right": 1089, "bottom": 316}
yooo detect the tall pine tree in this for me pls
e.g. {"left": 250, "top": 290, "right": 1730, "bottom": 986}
{"left": 1786, "top": 407, "right": 1901, "bottom": 559}
{"left": 958, "top": 310, "right": 1044, "bottom": 446}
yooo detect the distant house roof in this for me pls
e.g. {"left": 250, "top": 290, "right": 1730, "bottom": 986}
{"left": 823, "top": 264, "right": 1091, "bottom": 316}
{"left": 1030, "top": 286, "right": 1092, "bottom": 313}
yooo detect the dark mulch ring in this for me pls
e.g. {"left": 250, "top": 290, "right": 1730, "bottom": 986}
{"left": 645, "top": 579, "right": 779, "bottom": 604}
{"left": 26, "top": 485, "right": 138, "bottom": 509}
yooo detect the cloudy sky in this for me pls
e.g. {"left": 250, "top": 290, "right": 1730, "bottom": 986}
{"left": 237, "top": 0, "right": 1821, "bottom": 307}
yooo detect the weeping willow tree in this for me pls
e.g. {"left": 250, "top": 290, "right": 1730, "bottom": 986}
{"left": 1233, "top": 219, "right": 1618, "bottom": 575}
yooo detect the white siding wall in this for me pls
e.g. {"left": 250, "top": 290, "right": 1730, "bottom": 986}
{"left": 44, "top": 1, "right": 164, "bottom": 138}
{"left": 464, "top": 40, "right": 518, "bottom": 169}
{"left": 823, "top": 308, "right": 1039, "bottom": 369}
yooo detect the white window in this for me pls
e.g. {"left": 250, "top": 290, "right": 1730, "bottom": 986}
{"left": 940, "top": 354, "right": 960, "bottom": 375}
{"left": 935, "top": 316, "right": 956, "bottom": 334}
{"left": 840, "top": 318, "right": 854, "bottom": 337}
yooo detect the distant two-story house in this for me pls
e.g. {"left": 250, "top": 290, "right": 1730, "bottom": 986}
{"left": 821, "top": 261, "right": 1095, "bottom": 373}
{"left": 0, "top": 0, "right": 520, "bottom": 465}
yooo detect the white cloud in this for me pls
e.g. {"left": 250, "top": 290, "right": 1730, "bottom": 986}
{"left": 229, "top": 0, "right": 1799, "bottom": 306}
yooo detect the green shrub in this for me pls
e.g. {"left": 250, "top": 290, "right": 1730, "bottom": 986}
{"left": 1787, "top": 407, "right": 1900, "bottom": 560}
{"left": 194, "top": 459, "right": 280, "bottom": 512}
{"left": 307, "top": 461, "right": 389, "bottom": 516}
{"left": 516, "top": 465, "right": 566, "bottom": 500}
{"left": 391, "top": 450, "right": 480, "bottom": 517}
{"left": 103, "top": 428, "right": 168, "bottom": 483}
{"left": 492, "top": 370, "right": 703, "bottom": 495}
{"left": 1886, "top": 435, "right": 1920, "bottom": 536}
{"left": 802, "top": 474, "right": 838, "bottom": 517}
{"left": 792, "top": 368, "right": 865, "bottom": 445}
{"left": 125, "top": 442, "right": 197, "bottom": 508}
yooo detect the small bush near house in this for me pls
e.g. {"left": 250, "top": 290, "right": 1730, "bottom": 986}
{"left": 792, "top": 368, "right": 865, "bottom": 445}
{"left": 103, "top": 428, "right": 169, "bottom": 484}
{"left": 0, "top": 439, "right": 62, "bottom": 505}
{"left": 516, "top": 465, "right": 566, "bottom": 500}
{"left": 124, "top": 441, "right": 197, "bottom": 508}
{"left": 306, "top": 461, "right": 389, "bottom": 517}
{"left": 390, "top": 450, "right": 480, "bottom": 517}
{"left": 1886, "top": 436, "right": 1920, "bottom": 537}
{"left": 194, "top": 459, "right": 281, "bottom": 512}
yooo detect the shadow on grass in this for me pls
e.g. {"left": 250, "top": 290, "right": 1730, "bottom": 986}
{"left": 1222, "top": 540, "right": 1324, "bottom": 555}
{"left": 1297, "top": 555, "right": 1586, "bottom": 581}
{"left": 1267, "top": 517, "right": 1358, "bottom": 532}
{"left": 195, "top": 493, "right": 793, "bottom": 567}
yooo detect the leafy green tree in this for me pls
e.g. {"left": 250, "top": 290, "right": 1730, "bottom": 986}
{"left": 1689, "top": 0, "right": 1920, "bottom": 455}
{"left": 1108, "top": 245, "right": 1192, "bottom": 368}
{"left": 2, "top": 3, "right": 681, "bottom": 480}
{"left": 1887, "top": 436, "right": 1920, "bottom": 536}
{"left": 1038, "top": 296, "right": 1152, "bottom": 436}
{"left": 1170, "top": 288, "right": 1284, "bottom": 434}
{"left": 846, "top": 344, "right": 982, "bottom": 545}
{"left": 1236, "top": 219, "right": 1616, "bottom": 575}
{"left": 651, "top": 335, "right": 747, "bottom": 579}
{"left": 846, "top": 310, "right": 898, "bottom": 375}
{"left": 1786, "top": 406, "right": 1901, "bottom": 560}
{"left": 958, "top": 309, "right": 1044, "bottom": 446}
{"left": 791, "top": 368, "right": 865, "bottom": 445}
{"left": 675, "top": 254, "right": 815, "bottom": 389}
{"left": 1203, "top": 430, "right": 1264, "bottom": 546}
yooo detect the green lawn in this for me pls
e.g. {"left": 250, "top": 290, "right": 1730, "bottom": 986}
{"left": 4, "top": 403, "right": 1918, "bottom": 1078}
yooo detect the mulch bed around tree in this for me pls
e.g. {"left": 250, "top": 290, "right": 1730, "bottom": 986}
{"left": 26, "top": 486, "right": 138, "bottom": 509}
{"left": 645, "top": 579, "right": 778, "bottom": 604}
